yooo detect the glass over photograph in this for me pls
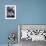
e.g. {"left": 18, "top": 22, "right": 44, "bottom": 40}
{"left": 5, "top": 5, "right": 16, "bottom": 19}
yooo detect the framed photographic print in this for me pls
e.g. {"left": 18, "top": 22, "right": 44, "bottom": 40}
{"left": 18, "top": 24, "right": 46, "bottom": 42}
{"left": 5, "top": 5, "right": 16, "bottom": 19}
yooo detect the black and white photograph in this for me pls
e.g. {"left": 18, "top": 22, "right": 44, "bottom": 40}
{"left": 18, "top": 24, "right": 46, "bottom": 46}
{"left": 5, "top": 5, "right": 16, "bottom": 19}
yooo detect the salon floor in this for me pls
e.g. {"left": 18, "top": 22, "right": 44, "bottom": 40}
{"left": 0, "top": 44, "right": 18, "bottom": 46}
{"left": 19, "top": 39, "right": 46, "bottom": 46}
{"left": 0, "top": 41, "right": 46, "bottom": 46}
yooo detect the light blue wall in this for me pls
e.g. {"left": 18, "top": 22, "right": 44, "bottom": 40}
{"left": 0, "top": 0, "right": 17, "bottom": 44}
{"left": 17, "top": 0, "right": 46, "bottom": 24}
{"left": 0, "top": 0, "right": 46, "bottom": 44}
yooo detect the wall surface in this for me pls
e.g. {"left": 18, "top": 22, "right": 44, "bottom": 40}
{"left": 0, "top": 0, "right": 17, "bottom": 44}
{"left": 16, "top": 0, "right": 46, "bottom": 24}
{"left": 0, "top": 0, "right": 46, "bottom": 45}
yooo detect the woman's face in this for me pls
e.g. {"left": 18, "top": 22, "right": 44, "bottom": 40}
{"left": 8, "top": 11, "right": 14, "bottom": 16}
{"left": 7, "top": 7, "right": 15, "bottom": 16}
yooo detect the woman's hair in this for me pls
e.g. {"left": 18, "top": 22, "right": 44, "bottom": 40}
{"left": 7, "top": 7, "right": 14, "bottom": 13}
